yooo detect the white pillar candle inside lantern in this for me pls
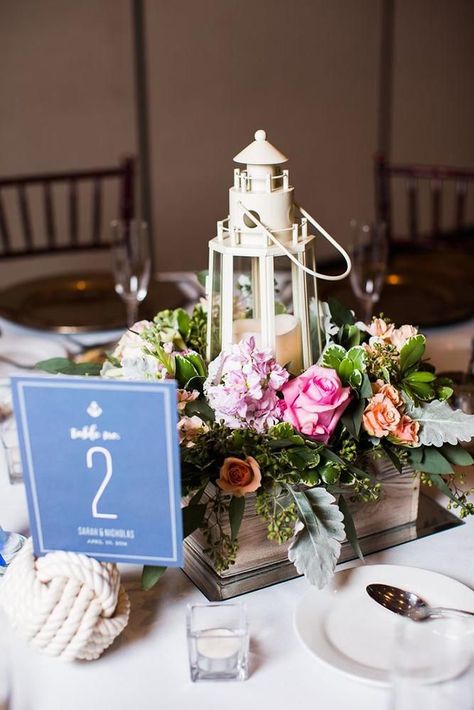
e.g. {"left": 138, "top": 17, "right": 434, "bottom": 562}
{"left": 206, "top": 130, "right": 351, "bottom": 373}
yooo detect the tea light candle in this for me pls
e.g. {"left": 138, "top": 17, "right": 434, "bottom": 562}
{"left": 196, "top": 628, "right": 241, "bottom": 659}
{"left": 233, "top": 313, "right": 302, "bottom": 371}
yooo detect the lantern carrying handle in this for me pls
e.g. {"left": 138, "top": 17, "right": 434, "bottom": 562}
{"left": 238, "top": 202, "right": 351, "bottom": 281}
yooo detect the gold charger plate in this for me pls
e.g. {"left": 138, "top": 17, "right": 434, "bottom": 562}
{"left": 0, "top": 272, "right": 188, "bottom": 333}
{"left": 319, "top": 248, "right": 474, "bottom": 327}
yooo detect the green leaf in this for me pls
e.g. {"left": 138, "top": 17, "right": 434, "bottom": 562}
{"left": 328, "top": 297, "right": 355, "bottom": 327}
{"left": 381, "top": 443, "right": 404, "bottom": 473}
{"left": 407, "top": 445, "right": 424, "bottom": 465}
{"left": 184, "top": 397, "right": 215, "bottom": 422}
{"left": 404, "top": 398, "right": 474, "bottom": 447}
{"left": 419, "top": 447, "right": 453, "bottom": 474}
{"left": 404, "top": 371, "right": 436, "bottom": 383}
{"left": 287, "top": 447, "right": 320, "bottom": 470}
{"left": 343, "top": 324, "right": 361, "bottom": 349}
{"left": 322, "top": 344, "right": 347, "bottom": 371}
{"left": 229, "top": 496, "right": 245, "bottom": 541}
{"left": 269, "top": 422, "right": 305, "bottom": 446}
{"left": 339, "top": 358, "right": 354, "bottom": 381}
{"left": 174, "top": 308, "right": 191, "bottom": 338}
{"left": 440, "top": 444, "right": 473, "bottom": 466}
{"left": 174, "top": 355, "right": 199, "bottom": 388}
{"left": 188, "top": 483, "right": 208, "bottom": 506}
{"left": 35, "top": 358, "right": 102, "bottom": 376}
{"left": 360, "top": 374, "right": 373, "bottom": 399}
{"left": 341, "top": 397, "right": 365, "bottom": 439}
{"left": 349, "top": 370, "right": 363, "bottom": 389}
{"left": 287, "top": 486, "right": 346, "bottom": 589}
{"left": 436, "top": 386, "right": 454, "bottom": 401}
{"left": 338, "top": 495, "right": 363, "bottom": 561}
{"left": 347, "top": 346, "right": 366, "bottom": 371}
{"left": 183, "top": 503, "right": 207, "bottom": 537}
{"left": 141, "top": 565, "right": 167, "bottom": 591}
{"left": 184, "top": 352, "right": 207, "bottom": 378}
{"left": 407, "top": 381, "right": 435, "bottom": 401}
{"left": 399, "top": 335, "right": 426, "bottom": 374}
{"left": 196, "top": 270, "right": 208, "bottom": 287}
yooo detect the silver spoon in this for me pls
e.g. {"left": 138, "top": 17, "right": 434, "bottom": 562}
{"left": 366, "top": 583, "right": 474, "bottom": 621}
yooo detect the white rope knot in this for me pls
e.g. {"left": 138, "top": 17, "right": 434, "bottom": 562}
{"left": 0, "top": 539, "right": 130, "bottom": 661}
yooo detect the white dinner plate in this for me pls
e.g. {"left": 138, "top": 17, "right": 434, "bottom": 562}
{"left": 294, "top": 564, "right": 474, "bottom": 686}
{"left": 0, "top": 334, "right": 67, "bottom": 378}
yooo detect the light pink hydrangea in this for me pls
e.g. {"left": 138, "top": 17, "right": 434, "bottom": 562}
{"left": 204, "top": 337, "right": 289, "bottom": 433}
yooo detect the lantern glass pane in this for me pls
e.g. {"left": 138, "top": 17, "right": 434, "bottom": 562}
{"left": 274, "top": 255, "right": 303, "bottom": 373}
{"left": 209, "top": 249, "right": 222, "bottom": 360}
{"left": 232, "top": 255, "right": 254, "bottom": 321}
{"left": 305, "top": 243, "right": 322, "bottom": 362}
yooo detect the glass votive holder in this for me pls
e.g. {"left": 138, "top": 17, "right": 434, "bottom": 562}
{"left": 0, "top": 419, "right": 23, "bottom": 485}
{"left": 186, "top": 602, "right": 249, "bottom": 682}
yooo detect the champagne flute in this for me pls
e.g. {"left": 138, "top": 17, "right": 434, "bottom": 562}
{"left": 111, "top": 219, "right": 151, "bottom": 328}
{"left": 349, "top": 221, "right": 388, "bottom": 324}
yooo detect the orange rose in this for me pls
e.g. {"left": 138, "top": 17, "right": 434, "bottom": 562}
{"left": 217, "top": 456, "right": 262, "bottom": 497}
{"left": 362, "top": 392, "right": 401, "bottom": 438}
{"left": 388, "top": 415, "right": 420, "bottom": 446}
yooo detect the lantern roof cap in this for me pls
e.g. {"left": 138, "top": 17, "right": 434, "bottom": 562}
{"left": 233, "top": 129, "right": 288, "bottom": 165}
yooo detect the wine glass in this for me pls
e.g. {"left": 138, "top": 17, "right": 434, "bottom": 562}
{"left": 111, "top": 219, "right": 151, "bottom": 328}
{"left": 349, "top": 221, "right": 388, "bottom": 324}
{"left": 391, "top": 614, "right": 474, "bottom": 710}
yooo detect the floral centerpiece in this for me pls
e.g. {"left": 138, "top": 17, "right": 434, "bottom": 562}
{"left": 40, "top": 299, "right": 474, "bottom": 592}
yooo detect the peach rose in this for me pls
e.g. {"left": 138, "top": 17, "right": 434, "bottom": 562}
{"left": 217, "top": 456, "right": 262, "bottom": 497}
{"left": 178, "top": 415, "right": 208, "bottom": 447}
{"left": 362, "top": 392, "right": 401, "bottom": 438}
{"left": 367, "top": 318, "right": 395, "bottom": 341}
{"left": 372, "top": 380, "right": 402, "bottom": 408}
{"left": 388, "top": 415, "right": 420, "bottom": 446}
{"left": 177, "top": 389, "right": 200, "bottom": 413}
{"left": 390, "top": 325, "right": 418, "bottom": 351}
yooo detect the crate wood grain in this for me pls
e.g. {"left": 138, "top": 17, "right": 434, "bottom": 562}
{"left": 183, "top": 459, "right": 420, "bottom": 600}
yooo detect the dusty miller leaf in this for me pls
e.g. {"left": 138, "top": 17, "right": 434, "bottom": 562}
{"left": 287, "top": 486, "right": 345, "bottom": 589}
{"left": 405, "top": 398, "right": 474, "bottom": 447}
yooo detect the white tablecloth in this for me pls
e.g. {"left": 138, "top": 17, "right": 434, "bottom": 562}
{"left": 0, "top": 294, "right": 473, "bottom": 710}
{"left": 1, "top": 458, "right": 473, "bottom": 710}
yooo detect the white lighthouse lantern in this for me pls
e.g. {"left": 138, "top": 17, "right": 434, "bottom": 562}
{"left": 206, "top": 130, "right": 351, "bottom": 373}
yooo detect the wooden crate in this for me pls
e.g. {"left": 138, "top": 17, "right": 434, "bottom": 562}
{"left": 183, "top": 458, "right": 420, "bottom": 600}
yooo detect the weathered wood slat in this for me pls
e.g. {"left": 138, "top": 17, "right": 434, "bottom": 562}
{"left": 43, "top": 183, "right": 55, "bottom": 248}
{"left": 17, "top": 185, "right": 33, "bottom": 250}
{"left": 0, "top": 191, "right": 11, "bottom": 254}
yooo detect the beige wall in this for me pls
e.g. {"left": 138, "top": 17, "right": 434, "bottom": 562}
{"left": 146, "top": 0, "right": 380, "bottom": 271}
{"left": 0, "top": 0, "right": 136, "bottom": 286}
{"left": 0, "top": 0, "right": 473, "bottom": 284}
{"left": 391, "top": 0, "right": 474, "bottom": 234}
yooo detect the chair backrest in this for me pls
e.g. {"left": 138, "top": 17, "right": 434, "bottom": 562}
{"left": 375, "top": 153, "right": 474, "bottom": 246}
{"left": 0, "top": 157, "right": 135, "bottom": 259}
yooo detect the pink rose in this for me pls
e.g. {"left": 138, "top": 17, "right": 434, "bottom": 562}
{"left": 281, "top": 365, "right": 351, "bottom": 443}
{"left": 388, "top": 415, "right": 420, "bottom": 446}
{"left": 217, "top": 456, "right": 262, "bottom": 497}
{"left": 362, "top": 392, "right": 401, "bottom": 438}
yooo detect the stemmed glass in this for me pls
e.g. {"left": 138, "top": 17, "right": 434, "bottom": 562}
{"left": 111, "top": 219, "right": 151, "bottom": 328}
{"left": 349, "top": 221, "right": 388, "bottom": 324}
{"left": 391, "top": 614, "right": 474, "bottom": 710}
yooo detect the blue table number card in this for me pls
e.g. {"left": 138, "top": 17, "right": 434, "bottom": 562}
{"left": 11, "top": 375, "right": 183, "bottom": 567}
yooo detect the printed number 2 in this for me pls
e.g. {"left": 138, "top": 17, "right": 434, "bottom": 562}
{"left": 86, "top": 446, "right": 118, "bottom": 520}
